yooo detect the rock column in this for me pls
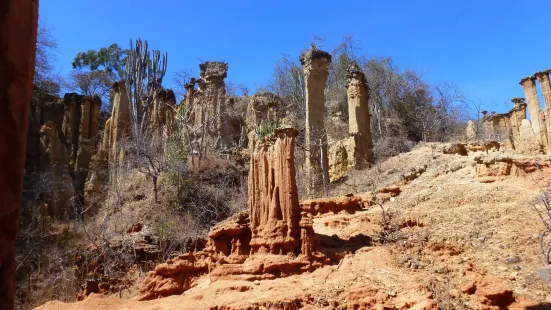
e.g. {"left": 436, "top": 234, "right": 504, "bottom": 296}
{"left": 510, "top": 98, "right": 527, "bottom": 147}
{"left": 535, "top": 70, "right": 551, "bottom": 153}
{"left": 197, "top": 62, "right": 228, "bottom": 148}
{"left": 182, "top": 78, "right": 196, "bottom": 121}
{"left": 520, "top": 76, "right": 548, "bottom": 151}
{"left": 346, "top": 62, "right": 373, "bottom": 167}
{"left": 300, "top": 49, "right": 332, "bottom": 194}
{"left": 465, "top": 120, "right": 476, "bottom": 142}
{"left": 39, "top": 122, "right": 73, "bottom": 219}
{"left": 0, "top": 0, "right": 38, "bottom": 307}
{"left": 535, "top": 70, "right": 551, "bottom": 111}
{"left": 107, "top": 81, "right": 131, "bottom": 159}
{"left": 248, "top": 128, "right": 301, "bottom": 255}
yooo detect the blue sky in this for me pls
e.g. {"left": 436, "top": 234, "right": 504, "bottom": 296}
{"left": 40, "top": 0, "right": 551, "bottom": 114}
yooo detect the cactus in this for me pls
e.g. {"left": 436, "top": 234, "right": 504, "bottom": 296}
{"left": 125, "top": 38, "right": 168, "bottom": 136}
{"left": 255, "top": 119, "right": 279, "bottom": 139}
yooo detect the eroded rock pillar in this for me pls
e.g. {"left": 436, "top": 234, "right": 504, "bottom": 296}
{"left": 108, "top": 81, "right": 131, "bottom": 159}
{"left": 0, "top": 0, "right": 39, "bottom": 307}
{"left": 39, "top": 122, "right": 73, "bottom": 219}
{"left": 197, "top": 62, "right": 229, "bottom": 148}
{"left": 510, "top": 98, "right": 527, "bottom": 147}
{"left": 346, "top": 62, "right": 373, "bottom": 167}
{"left": 535, "top": 70, "right": 551, "bottom": 154}
{"left": 300, "top": 49, "right": 331, "bottom": 194}
{"left": 248, "top": 128, "right": 301, "bottom": 255}
{"left": 465, "top": 120, "right": 476, "bottom": 142}
{"left": 535, "top": 70, "right": 551, "bottom": 111}
{"left": 520, "top": 76, "right": 548, "bottom": 151}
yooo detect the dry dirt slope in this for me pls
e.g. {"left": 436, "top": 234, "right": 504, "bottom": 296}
{"left": 36, "top": 143, "right": 551, "bottom": 309}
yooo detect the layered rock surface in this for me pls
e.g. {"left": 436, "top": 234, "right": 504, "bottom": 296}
{"left": 137, "top": 128, "right": 339, "bottom": 301}
{"left": 248, "top": 127, "right": 301, "bottom": 254}
{"left": 0, "top": 1, "right": 38, "bottom": 307}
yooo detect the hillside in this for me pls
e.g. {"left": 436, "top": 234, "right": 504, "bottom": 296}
{"left": 36, "top": 141, "right": 551, "bottom": 310}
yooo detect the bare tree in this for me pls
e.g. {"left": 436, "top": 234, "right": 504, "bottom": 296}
{"left": 433, "top": 82, "right": 467, "bottom": 142}
{"left": 66, "top": 69, "right": 113, "bottom": 101}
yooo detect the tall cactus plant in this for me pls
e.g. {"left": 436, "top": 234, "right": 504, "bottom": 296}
{"left": 125, "top": 39, "right": 168, "bottom": 136}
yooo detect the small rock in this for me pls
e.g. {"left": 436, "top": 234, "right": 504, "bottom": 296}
{"left": 513, "top": 265, "right": 521, "bottom": 271}
{"left": 505, "top": 256, "right": 521, "bottom": 264}
{"left": 254, "top": 280, "right": 260, "bottom": 285}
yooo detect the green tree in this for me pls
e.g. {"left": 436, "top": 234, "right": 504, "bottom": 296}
{"left": 72, "top": 43, "right": 127, "bottom": 78}
{"left": 68, "top": 43, "right": 128, "bottom": 109}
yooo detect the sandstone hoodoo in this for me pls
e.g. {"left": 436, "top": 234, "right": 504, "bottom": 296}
{"left": 300, "top": 48, "right": 332, "bottom": 194}
{"left": 328, "top": 62, "right": 374, "bottom": 182}
{"left": 248, "top": 127, "right": 301, "bottom": 255}
{"left": 137, "top": 127, "right": 345, "bottom": 301}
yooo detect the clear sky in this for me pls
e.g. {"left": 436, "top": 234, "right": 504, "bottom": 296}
{"left": 39, "top": 0, "right": 551, "bottom": 113}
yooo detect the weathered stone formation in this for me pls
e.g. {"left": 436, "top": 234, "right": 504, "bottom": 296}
{"left": 23, "top": 90, "right": 102, "bottom": 219}
{"left": 518, "top": 119, "right": 542, "bottom": 155}
{"left": 102, "top": 82, "right": 131, "bottom": 159}
{"left": 65, "top": 94, "right": 102, "bottom": 215}
{"left": 465, "top": 120, "right": 477, "bottom": 142}
{"left": 138, "top": 128, "right": 343, "bottom": 301}
{"left": 0, "top": 0, "right": 38, "bottom": 307}
{"left": 245, "top": 92, "right": 284, "bottom": 151}
{"left": 328, "top": 140, "right": 352, "bottom": 181}
{"left": 535, "top": 70, "right": 551, "bottom": 152}
{"left": 194, "top": 62, "right": 230, "bottom": 148}
{"left": 39, "top": 122, "right": 73, "bottom": 219}
{"left": 509, "top": 98, "right": 527, "bottom": 146}
{"left": 83, "top": 149, "right": 108, "bottom": 213}
{"left": 147, "top": 88, "right": 176, "bottom": 137}
{"left": 83, "top": 82, "right": 131, "bottom": 214}
{"left": 27, "top": 92, "right": 65, "bottom": 167}
{"left": 345, "top": 62, "right": 373, "bottom": 167}
{"left": 179, "top": 62, "right": 246, "bottom": 155}
{"left": 180, "top": 78, "right": 197, "bottom": 121}
{"left": 475, "top": 153, "right": 551, "bottom": 183}
{"left": 300, "top": 48, "right": 332, "bottom": 193}
{"left": 520, "top": 76, "right": 548, "bottom": 151}
{"left": 328, "top": 62, "right": 374, "bottom": 182}
{"left": 248, "top": 127, "right": 301, "bottom": 254}
{"left": 480, "top": 99, "right": 526, "bottom": 151}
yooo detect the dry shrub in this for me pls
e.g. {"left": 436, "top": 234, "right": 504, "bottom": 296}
{"left": 175, "top": 155, "right": 246, "bottom": 228}
{"left": 373, "top": 136, "right": 414, "bottom": 160}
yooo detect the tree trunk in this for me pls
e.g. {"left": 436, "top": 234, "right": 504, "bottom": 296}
{"left": 153, "top": 175, "right": 158, "bottom": 203}
{"left": 0, "top": 1, "right": 39, "bottom": 309}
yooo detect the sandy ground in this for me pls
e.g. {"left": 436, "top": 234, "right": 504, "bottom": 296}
{"left": 36, "top": 143, "right": 551, "bottom": 309}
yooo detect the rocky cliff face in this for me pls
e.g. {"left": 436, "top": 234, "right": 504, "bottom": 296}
{"left": 147, "top": 88, "right": 176, "bottom": 137}
{"left": 26, "top": 93, "right": 101, "bottom": 219}
{"left": 39, "top": 121, "right": 73, "bottom": 219}
{"left": 0, "top": 0, "right": 39, "bottom": 307}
